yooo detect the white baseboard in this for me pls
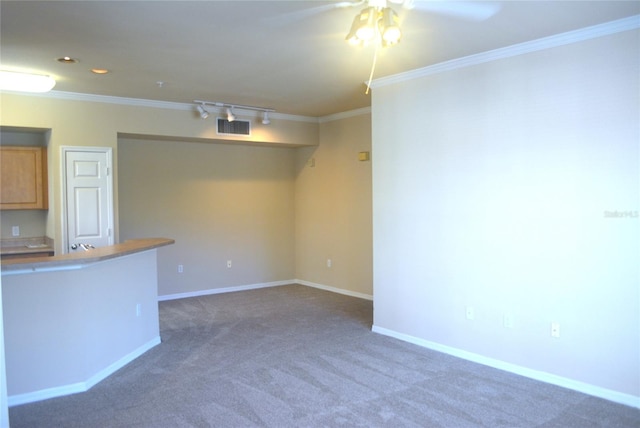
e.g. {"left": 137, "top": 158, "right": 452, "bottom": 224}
{"left": 159, "top": 280, "right": 373, "bottom": 302}
{"left": 372, "top": 325, "right": 640, "bottom": 409}
{"left": 295, "top": 279, "right": 373, "bottom": 301}
{"left": 158, "top": 280, "right": 294, "bottom": 301}
{"left": 8, "top": 337, "right": 161, "bottom": 407}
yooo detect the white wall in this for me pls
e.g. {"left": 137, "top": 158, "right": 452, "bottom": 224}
{"left": 0, "top": 280, "right": 8, "bottom": 427}
{"left": 2, "top": 250, "right": 161, "bottom": 404}
{"left": 372, "top": 29, "right": 639, "bottom": 405}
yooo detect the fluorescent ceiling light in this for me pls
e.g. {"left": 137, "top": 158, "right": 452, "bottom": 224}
{"left": 0, "top": 70, "right": 56, "bottom": 93}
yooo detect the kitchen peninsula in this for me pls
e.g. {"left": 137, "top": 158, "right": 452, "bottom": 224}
{"left": 1, "top": 238, "right": 174, "bottom": 406}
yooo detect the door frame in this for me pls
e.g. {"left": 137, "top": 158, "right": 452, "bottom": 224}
{"left": 61, "top": 146, "right": 114, "bottom": 254}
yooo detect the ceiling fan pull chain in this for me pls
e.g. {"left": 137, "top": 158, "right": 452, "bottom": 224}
{"left": 365, "top": 43, "right": 380, "bottom": 94}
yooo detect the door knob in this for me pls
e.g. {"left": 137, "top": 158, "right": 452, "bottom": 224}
{"left": 71, "top": 243, "right": 95, "bottom": 251}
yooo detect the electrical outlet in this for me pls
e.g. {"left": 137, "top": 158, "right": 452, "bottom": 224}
{"left": 327, "top": 259, "right": 332, "bottom": 268}
{"left": 227, "top": 260, "right": 232, "bottom": 268}
{"left": 551, "top": 322, "right": 561, "bottom": 338}
{"left": 12, "top": 226, "right": 20, "bottom": 237}
{"left": 136, "top": 303, "right": 141, "bottom": 317}
{"left": 465, "top": 306, "right": 475, "bottom": 320}
{"left": 178, "top": 264, "right": 184, "bottom": 273}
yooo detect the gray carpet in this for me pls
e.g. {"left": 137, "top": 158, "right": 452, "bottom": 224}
{"left": 8, "top": 284, "right": 640, "bottom": 427}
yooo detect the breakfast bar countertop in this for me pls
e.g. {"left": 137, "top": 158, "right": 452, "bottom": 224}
{"left": 1, "top": 238, "right": 174, "bottom": 273}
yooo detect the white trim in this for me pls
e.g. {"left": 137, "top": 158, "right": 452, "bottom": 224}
{"left": 60, "top": 146, "right": 114, "bottom": 254}
{"left": 371, "top": 15, "right": 640, "bottom": 89}
{"left": 158, "top": 280, "right": 373, "bottom": 302}
{"left": 84, "top": 337, "right": 160, "bottom": 390}
{"left": 8, "top": 88, "right": 366, "bottom": 124}
{"left": 318, "top": 107, "right": 371, "bottom": 123}
{"left": 158, "top": 280, "right": 294, "bottom": 301}
{"left": 12, "top": 90, "right": 320, "bottom": 123}
{"left": 1, "top": 263, "right": 85, "bottom": 276}
{"left": 295, "top": 279, "right": 373, "bottom": 301}
{"left": 372, "top": 325, "right": 640, "bottom": 409}
{"left": 41, "top": 91, "right": 192, "bottom": 110}
{"left": 7, "top": 336, "right": 160, "bottom": 407}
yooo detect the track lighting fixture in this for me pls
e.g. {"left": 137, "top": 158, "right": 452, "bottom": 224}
{"left": 226, "top": 107, "right": 236, "bottom": 122}
{"left": 193, "top": 100, "right": 275, "bottom": 125}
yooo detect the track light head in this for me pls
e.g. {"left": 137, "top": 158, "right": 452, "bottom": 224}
{"left": 262, "top": 111, "right": 271, "bottom": 125}
{"left": 196, "top": 104, "right": 209, "bottom": 119}
{"left": 226, "top": 107, "right": 236, "bottom": 122}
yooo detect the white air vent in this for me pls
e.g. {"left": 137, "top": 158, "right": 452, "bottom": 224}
{"left": 217, "top": 118, "right": 251, "bottom": 136}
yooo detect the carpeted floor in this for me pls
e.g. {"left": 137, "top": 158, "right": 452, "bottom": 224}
{"left": 8, "top": 284, "right": 640, "bottom": 427}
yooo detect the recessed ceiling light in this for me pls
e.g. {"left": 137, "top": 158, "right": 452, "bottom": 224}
{"left": 57, "top": 56, "right": 78, "bottom": 64}
{"left": 91, "top": 68, "right": 109, "bottom": 74}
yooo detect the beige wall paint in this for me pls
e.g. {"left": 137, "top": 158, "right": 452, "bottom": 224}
{"left": 118, "top": 138, "right": 296, "bottom": 296}
{"left": 1, "top": 92, "right": 373, "bottom": 298}
{"left": 0, "top": 211, "right": 47, "bottom": 239}
{"left": 118, "top": 113, "right": 372, "bottom": 298}
{"left": 0, "top": 93, "right": 318, "bottom": 254}
{"left": 295, "top": 113, "right": 373, "bottom": 297}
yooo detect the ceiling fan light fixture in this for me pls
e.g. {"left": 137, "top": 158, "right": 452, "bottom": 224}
{"left": 355, "top": 7, "right": 377, "bottom": 42}
{"left": 380, "top": 7, "right": 402, "bottom": 45}
{"left": 346, "top": 5, "right": 402, "bottom": 47}
{"left": 346, "top": 15, "right": 363, "bottom": 45}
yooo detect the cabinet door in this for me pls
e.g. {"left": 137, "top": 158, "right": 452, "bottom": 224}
{"left": 0, "top": 146, "right": 48, "bottom": 210}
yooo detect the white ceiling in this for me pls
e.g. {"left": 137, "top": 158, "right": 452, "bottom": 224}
{"left": 1, "top": 1, "right": 638, "bottom": 117}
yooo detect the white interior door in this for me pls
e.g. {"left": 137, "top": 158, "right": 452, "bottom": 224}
{"left": 64, "top": 148, "right": 113, "bottom": 253}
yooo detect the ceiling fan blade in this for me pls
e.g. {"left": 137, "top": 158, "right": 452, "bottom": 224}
{"left": 405, "top": 1, "right": 501, "bottom": 21}
{"left": 266, "top": 1, "right": 364, "bottom": 26}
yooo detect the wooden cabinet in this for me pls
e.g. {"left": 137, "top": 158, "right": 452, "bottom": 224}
{"left": 0, "top": 146, "right": 48, "bottom": 210}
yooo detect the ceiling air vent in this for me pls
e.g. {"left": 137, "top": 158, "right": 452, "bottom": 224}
{"left": 217, "top": 118, "right": 251, "bottom": 136}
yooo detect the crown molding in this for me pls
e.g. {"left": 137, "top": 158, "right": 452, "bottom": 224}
{"left": 2, "top": 88, "right": 371, "bottom": 123}
{"left": 371, "top": 15, "right": 640, "bottom": 89}
{"left": 319, "top": 107, "right": 371, "bottom": 123}
{"left": 9, "top": 90, "right": 320, "bottom": 123}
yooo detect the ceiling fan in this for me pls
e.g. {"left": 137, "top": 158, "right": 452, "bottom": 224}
{"left": 272, "top": 0, "right": 502, "bottom": 92}
{"left": 274, "top": 0, "right": 502, "bottom": 27}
